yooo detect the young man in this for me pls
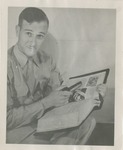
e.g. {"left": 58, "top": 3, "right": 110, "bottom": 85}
{"left": 7, "top": 7, "right": 104, "bottom": 144}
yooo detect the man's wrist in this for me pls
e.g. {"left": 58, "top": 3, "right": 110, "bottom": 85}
{"left": 41, "top": 98, "right": 52, "bottom": 110}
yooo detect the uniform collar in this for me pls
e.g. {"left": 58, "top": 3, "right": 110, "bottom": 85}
{"left": 14, "top": 44, "right": 28, "bottom": 68}
{"left": 13, "top": 44, "right": 40, "bottom": 68}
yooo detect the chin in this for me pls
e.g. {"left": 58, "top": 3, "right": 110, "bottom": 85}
{"left": 26, "top": 53, "right": 35, "bottom": 57}
{"left": 25, "top": 49, "right": 37, "bottom": 57}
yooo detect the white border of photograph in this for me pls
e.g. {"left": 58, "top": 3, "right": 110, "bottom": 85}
{"left": 0, "top": 0, "right": 123, "bottom": 150}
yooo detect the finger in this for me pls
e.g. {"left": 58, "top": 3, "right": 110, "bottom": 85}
{"left": 97, "top": 88, "right": 106, "bottom": 93}
{"left": 97, "top": 84, "right": 106, "bottom": 92}
{"left": 77, "top": 95, "right": 81, "bottom": 101}
{"left": 93, "top": 98, "right": 100, "bottom": 101}
{"left": 60, "top": 98, "right": 69, "bottom": 105}
{"left": 93, "top": 92, "right": 99, "bottom": 99}
{"left": 96, "top": 88, "right": 105, "bottom": 97}
{"left": 93, "top": 98, "right": 100, "bottom": 102}
{"left": 97, "top": 84, "right": 104, "bottom": 89}
{"left": 75, "top": 90, "right": 85, "bottom": 97}
{"left": 93, "top": 99, "right": 101, "bottom": 103}
{"left": 93, "top": 102, "right": 101, "bottom": 106}
{"left": 56, "top": 85, "right": 67, "bottom": 91}
{"left": 74, "top": 94, "right": 78, "bottom": 99}
{"left": 93, "top": 103, "right": 100, "bottom": 107}
{"left": 96, "top": 101, "right": 101, "bottom": 105}
{"left": 60, "top": 91, "right": 72, "bottom": 96}
{"left": 60, "top": 96, "right": 70, "bottom": 101}
{"left": 96, "top": 85, "right": 106, "bottom": 98}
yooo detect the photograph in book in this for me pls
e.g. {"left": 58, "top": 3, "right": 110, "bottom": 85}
{"left": 6, "top": 7, "right": 115, "bottom": 145}
{"left": 65, "top": 69, "right": 110, "bottom": 100}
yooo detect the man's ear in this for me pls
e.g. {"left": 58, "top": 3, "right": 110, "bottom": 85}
{"left": 16, "top": 25, "right": 20, "bottom": 37}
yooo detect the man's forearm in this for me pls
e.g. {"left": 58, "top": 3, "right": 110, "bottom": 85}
{"left": 7, "top": 100, "right": 45, "bottom": 130}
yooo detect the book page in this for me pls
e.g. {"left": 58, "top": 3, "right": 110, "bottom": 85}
{"left": 37, "top": 100, "right": 94, "bottom": 132}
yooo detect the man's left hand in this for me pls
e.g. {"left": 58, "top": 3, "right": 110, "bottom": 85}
{"left": 96, "top": 84, "right": 106, "bottom": 98}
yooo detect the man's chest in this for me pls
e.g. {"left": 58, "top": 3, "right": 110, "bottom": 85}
{"left": 12, "top": 62, "right": 51, "bottom": 104}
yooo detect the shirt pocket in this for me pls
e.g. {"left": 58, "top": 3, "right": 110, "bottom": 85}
{"left": 34, "top": 63, "right": 51, "bottom": 80}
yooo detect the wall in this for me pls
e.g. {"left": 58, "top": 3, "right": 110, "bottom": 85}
{"left": 8, "top": 7, "right": 116, "bottom": 123}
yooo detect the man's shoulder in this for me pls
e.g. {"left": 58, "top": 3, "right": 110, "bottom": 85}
{"left": 7, "top": 46, "right": 17, "bottom": 66}
{"left": 36, "top": 50, "right": 52, "bottom": 63}
{"left": 8, "top": 46, "right": 14, "bottom": 59}
{"left": 7, "top": 46, "right": 15, "bottom": 77}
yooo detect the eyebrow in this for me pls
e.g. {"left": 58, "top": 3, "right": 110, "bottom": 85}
{"left": 24, "top": 29, "right": 46, "bottom": 35}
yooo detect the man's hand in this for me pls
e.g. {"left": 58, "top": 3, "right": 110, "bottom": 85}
{"left": 93, "top": 84, "right": 107, "bottom": 109}
{"left": 86, "top": 98, "right": 101, "bottom": 108}
{"left": 96, "top": 84, "right": 106, "bottom": 98}
{"left": 41, "top": 90, "right": 72, "bottom": 109}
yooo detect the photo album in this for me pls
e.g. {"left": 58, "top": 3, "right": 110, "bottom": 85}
{"left": 36, "top": 69, "right": 110, "bottom": 132}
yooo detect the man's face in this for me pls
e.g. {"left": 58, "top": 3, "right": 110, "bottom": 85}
{"left": 16, "top": 20, "right": 48, "bottom": 57}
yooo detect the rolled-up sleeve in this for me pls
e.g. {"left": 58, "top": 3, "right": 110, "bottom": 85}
{"left": 7, "top": 101, "right": 45, "bottom": 130}
{"left": 7, "top": 79, "right": 45, "bottom": 130}
{"left": 48, "top": 57, "right": 63, "bottom": 90}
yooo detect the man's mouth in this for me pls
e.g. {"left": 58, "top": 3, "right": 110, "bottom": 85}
{"left": 27, "top": 46, "right": 34, "bottom": 49}
{"left": 27, "top": 46, "right": 36, "bottom": 51}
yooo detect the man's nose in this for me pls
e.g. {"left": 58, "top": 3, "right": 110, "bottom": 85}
{"left": 29, "top": 36, "right": 36, "bottom": 47}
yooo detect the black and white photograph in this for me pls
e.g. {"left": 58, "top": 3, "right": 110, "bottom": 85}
{"left": 6, "top": 7, "right": 116, "bottom": 146}
{"left": 6, "top": 6, "right": 116, "bottom": 145}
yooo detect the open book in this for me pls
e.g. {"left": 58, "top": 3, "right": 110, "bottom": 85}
{"left": 37, "top": 69, "right": 110, "bottom": 132}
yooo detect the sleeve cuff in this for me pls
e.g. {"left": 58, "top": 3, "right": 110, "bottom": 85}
{"left": 36, "top": 101, "right": 45, "bottom": 119}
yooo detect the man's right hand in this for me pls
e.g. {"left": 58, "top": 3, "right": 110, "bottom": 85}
{"left": 41, "top": 90, "right": 72, "bottom": 109}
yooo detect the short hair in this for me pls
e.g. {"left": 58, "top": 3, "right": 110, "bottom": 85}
{"left": 18, "top": 7, "right": 49, "bottom": 27}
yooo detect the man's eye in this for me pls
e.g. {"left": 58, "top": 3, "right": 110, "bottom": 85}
{"left": 37, "top": 35, "right": 44, "bottom": 39}
{"left": 26, "top": 32, "right": 32, "bottom": 37}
